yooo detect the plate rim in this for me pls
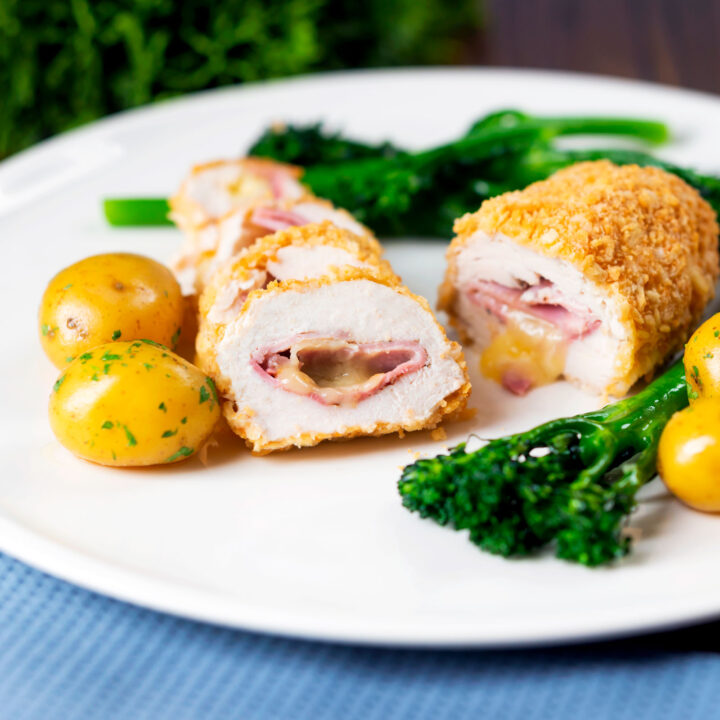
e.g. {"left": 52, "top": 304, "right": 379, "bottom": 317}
{"left": 4, "top": 510, "right": 720, "bottom": 648}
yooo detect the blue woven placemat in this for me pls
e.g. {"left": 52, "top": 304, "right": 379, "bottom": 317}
{"left": 1, "top": 551, "right": 719, "bottom": 720}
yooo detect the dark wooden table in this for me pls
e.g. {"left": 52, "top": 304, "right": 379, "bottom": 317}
{"left": 468, "top": 0, "right": 720, "bottom": 94}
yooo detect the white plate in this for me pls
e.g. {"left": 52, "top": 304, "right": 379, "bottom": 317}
{"left": 3, "top": 68, "right": 720, "bottom": 648}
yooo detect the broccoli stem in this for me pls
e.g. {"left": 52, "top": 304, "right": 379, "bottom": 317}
{"left": 557, "top": 360, "right": 687, "bottom": 480}
{"left": 463, "top": 110, "right": 669, "bottom": 144}
{"left": 248, "top": 112, "right": 668, "bottom": 166}
{"left": 103, "top": 198, "right": 172, "bottom": 227}
{"left": 303, "top": 114, "right": 668, "bottom": 193}
{"left": 537, "top": 116, "right": 668, "bottom": 143}
{"left": 398, "top": 361, "right": 689, "bottom": 566}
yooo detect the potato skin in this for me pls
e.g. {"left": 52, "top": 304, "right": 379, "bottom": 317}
{"left": 39, "top": 253, "right": 183, "bottom": 369}
{"left": 658, "top": 399, "right": 720, "bottom": 512}
{"left": 49, "top": 341, "right": 220, "bottom": 467}
{"left": 684, "top": 312, "right": 720, "bottom": 401}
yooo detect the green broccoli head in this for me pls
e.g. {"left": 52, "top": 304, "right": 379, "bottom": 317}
{"left": 399, "top": 430, "right": 605, "bottom": 561}
{"left": 399, "top": 361, "right": 689, "bottom": 566}
{"left": 249, "top": 123, "right": 403, "bottom": 166}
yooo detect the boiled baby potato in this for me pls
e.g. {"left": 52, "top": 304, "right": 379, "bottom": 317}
{"left": 658, "top": 398, "right": 720, "bottom": 512}
{"left": 684, "top": 312, "right": 720, "bottom": 401}
{"left": 39, "top": 253, "right": 183, "bottom": 368}
{"left": 49, "top": 341, "right": 220, "bottom": 467}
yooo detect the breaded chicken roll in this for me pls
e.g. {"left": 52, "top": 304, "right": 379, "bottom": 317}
{"left": 173, "top": 196, "right": 374, "bottom": 295}
{"left": 198, "top": 263, "right": 469, "bottom": 453}
{"left": 169, "top": 158, "right": 306, "bottom": 233}
{"left": 197, "top": 223, "right": 388, "bottom": 356}
{"left": 439, "top": 161, "right": 719, "bottom": 396}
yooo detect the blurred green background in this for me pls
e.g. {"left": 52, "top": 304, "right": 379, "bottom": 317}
{"left": 4, "top": 0, "right": 716, "bottom": 160}
{"left": 0, "top": 0, "right": 479, "bottom": 158}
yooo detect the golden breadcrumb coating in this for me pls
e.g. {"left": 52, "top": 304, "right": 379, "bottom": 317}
{"left": 198, "top": 264, "right": 471, "bottom": 453}
{"left": 440, "top": 160, "right": 719, "bottom": 394}
{"left": 168, "top": 157, "right": 305, "bottom": 231}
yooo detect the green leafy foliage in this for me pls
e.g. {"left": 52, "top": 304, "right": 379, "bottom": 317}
{"left": 0, "top": 0, "right": 478, "bottom": 158}
{"left": 398, "top": 361, "right": 690, "bottom": 566}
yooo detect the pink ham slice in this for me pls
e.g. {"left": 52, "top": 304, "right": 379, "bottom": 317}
{"left": 501, "top": 370, "right": 534, "bottom": 396}
{"left": 468, "top": 280, "right": 599, "bottom": 339}
{"left": 250, "top": 207, "right": 309, "bottom": 232}
{"left": 252, "top": 337, "right": 427, "bottom": 406}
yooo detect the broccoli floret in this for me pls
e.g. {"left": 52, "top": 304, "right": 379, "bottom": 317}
{"left": 399, "top": 361, "right": 689, "bottom": 566}
{"left": 249, "top": 123, "right": 404, "bottom": 166}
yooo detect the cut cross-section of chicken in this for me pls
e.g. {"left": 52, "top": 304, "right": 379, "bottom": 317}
{"left": 440, "top": 161, "right": 719, "bottom": 397}
{"left": 197, "top": 223, "right": 393, "bottom": 377}
{"left": 172, "top": 191, "right": 376, "bottom": 295}
{"left": 198, "top": 267, "right": 469, "bottom": 453}
{"left": 169, "top": 158, "right": 306, "bottom": 233}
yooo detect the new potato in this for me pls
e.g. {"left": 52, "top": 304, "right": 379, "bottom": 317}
{"left": 658, "top": 311, "right": 720, "bottom": 512}
{"left": 49, "top": 341, "right": 220, "bottom": 466}
{"left": 684, "top": 312, "right": 720, "bottom": 401}
{"left": 658, "top": 399, "right": 720, "bottom": 512}
{"left": 39, "top": 253, "right": 183, "bottom": 368}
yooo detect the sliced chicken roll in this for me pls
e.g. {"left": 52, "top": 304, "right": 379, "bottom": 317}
{"left": 197, "top": 266, "right": 469, "bottom": 453}
{"left": 173, "top": 196, "right": 375, "bottom": 295}
{"left": 169, "top": 158, "right": 306, "bottom": 232}
{"left": 169, "top": 158, "right": 310, "bottom": 295}
{"left": 197, "top": 222, "right": 390, "bottom": 372}
{"left": 440, "top": 161, "right": 719, "bottom": 396}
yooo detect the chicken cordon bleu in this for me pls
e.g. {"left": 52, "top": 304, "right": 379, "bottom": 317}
{"left": 196, "top": 228, "right": 469, "bottom": 453}
{"left": 173, "top": 195, "right": 374, "bottom": 295}
{"left": 169, "top": 158, "right": 306, "bottom": 232}
{"left": 439, "top": 161, "right": 719, "bottom": 396}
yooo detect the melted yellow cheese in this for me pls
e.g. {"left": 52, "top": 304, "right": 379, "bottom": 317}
{"left": 299, "top": 351, "right": 379, "bottom": 389}
{"left": 480, "top": 313, "right": 567, "bottom": 392}
{"left": 225, "top": 175, "right": 274, "bottom": 202}
{"left": 273, "top": 339, "right": 387, "bottom": 406}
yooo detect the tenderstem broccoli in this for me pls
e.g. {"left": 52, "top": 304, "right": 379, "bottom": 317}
{"left": 255, "top": 110, "right": 669, "bottom": 236}
{"left": 103, "top": 110, "right": 670, "bottom": 232}
{"left": 398, "top": 361, "right": 689, "bottom": 566}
